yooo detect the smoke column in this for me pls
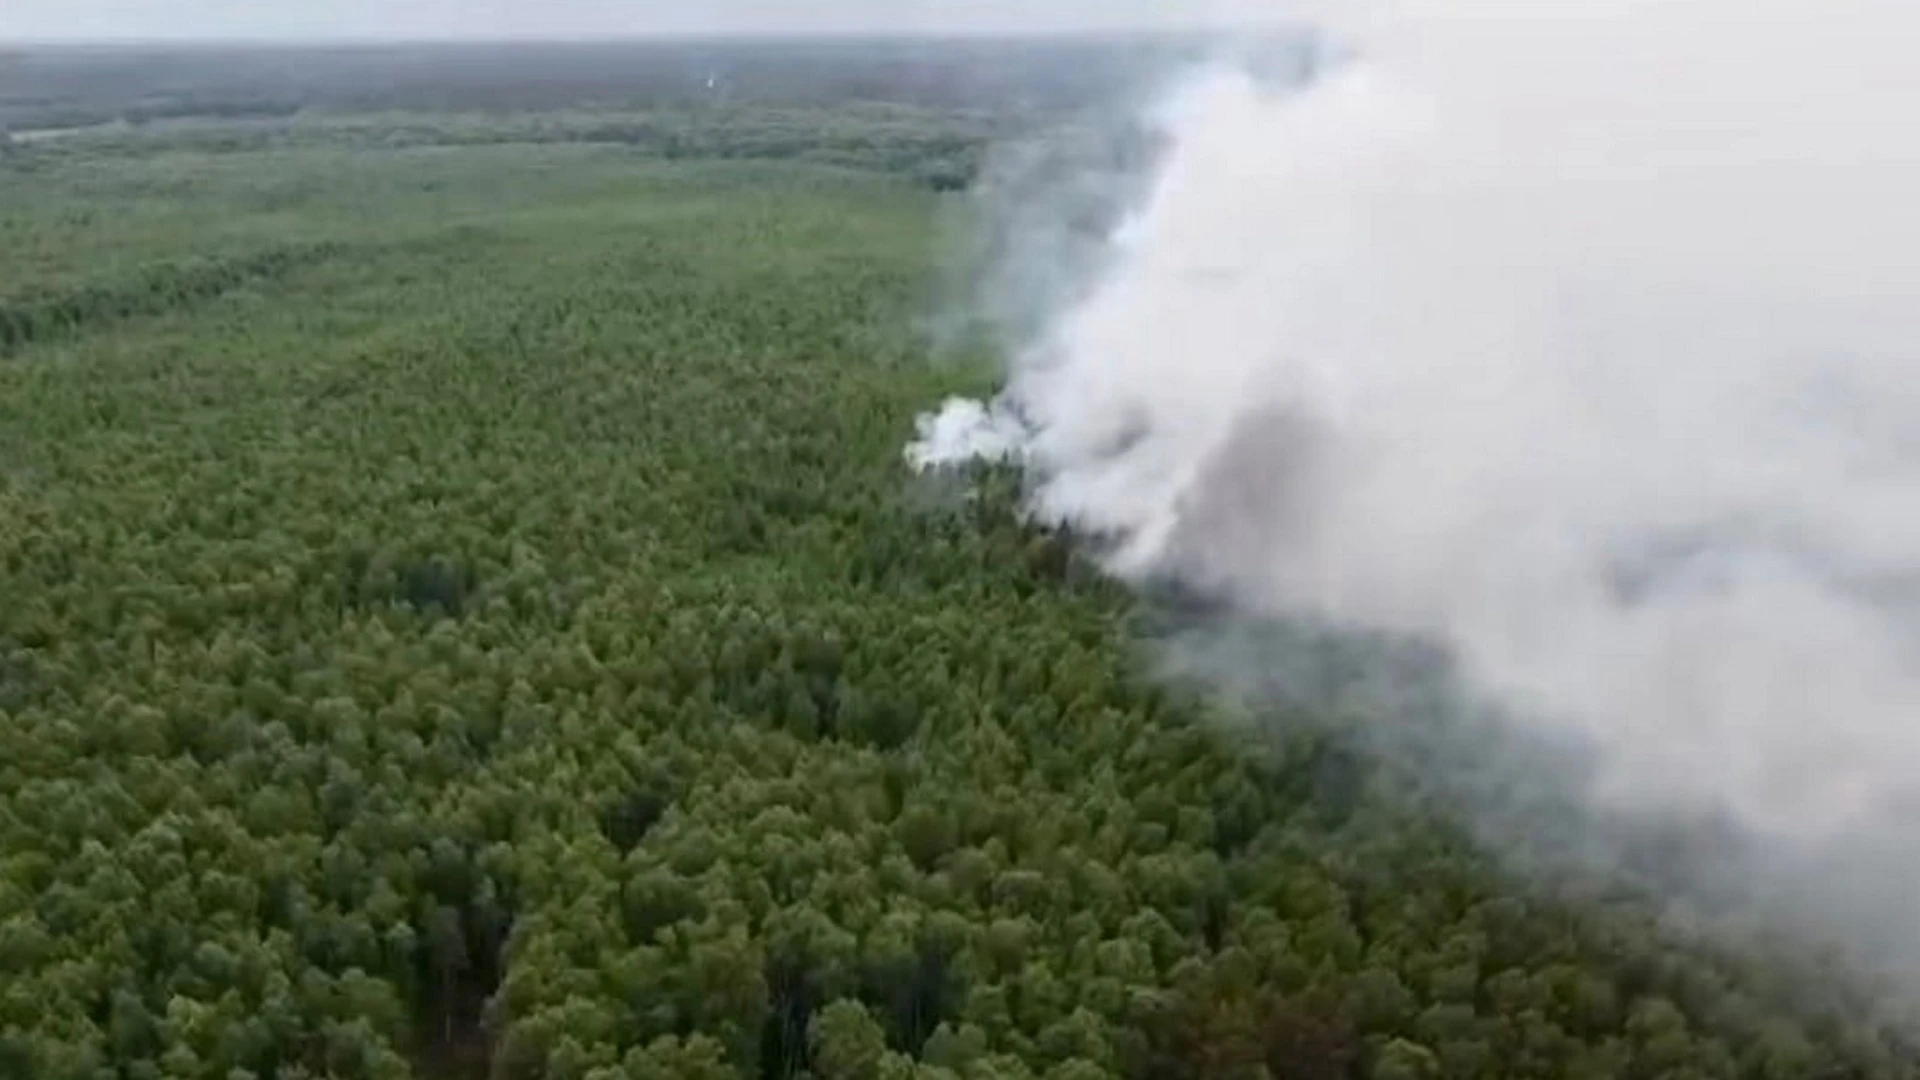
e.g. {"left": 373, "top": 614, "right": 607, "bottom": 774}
{"left": 912, "top": 0, "right": 1920, "bottom": 917}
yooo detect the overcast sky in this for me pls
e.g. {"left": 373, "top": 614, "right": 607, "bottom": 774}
{"left": 2, "top": 0, "right": 1279, "bottom": 42}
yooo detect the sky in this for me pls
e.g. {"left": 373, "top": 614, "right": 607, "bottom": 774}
{"left": 1, "top": 0, "right": 1275, "bottom": 42}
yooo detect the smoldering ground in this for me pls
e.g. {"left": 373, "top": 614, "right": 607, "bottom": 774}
{"left": 911, "top": 0, "right": 1920, "bottom": 997}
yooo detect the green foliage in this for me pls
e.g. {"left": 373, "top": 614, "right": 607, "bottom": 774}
{"left": 7, "top": 108, "right": 996, "bottom": 191}
{"left": 0, "top": 242, "right": 343, "bottom": 355}
{"left": 0, "top": 73, "right": 1913, "bottom": 1080}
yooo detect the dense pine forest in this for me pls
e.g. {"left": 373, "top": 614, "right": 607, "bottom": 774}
{"left": 0, "top": 41, "right": 1916, "bottom": 1080}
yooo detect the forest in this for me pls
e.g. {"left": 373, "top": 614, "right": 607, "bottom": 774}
{"left": 1, "top": 38, "right": 1916, "bottom": 1080}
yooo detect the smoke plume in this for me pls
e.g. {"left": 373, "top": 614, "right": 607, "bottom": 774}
{"left": 913, "top": 0, "right": 1920, "bottom": 967}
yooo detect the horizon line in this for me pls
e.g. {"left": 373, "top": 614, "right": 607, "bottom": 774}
{"left": 0, "top": 24, "right": 1306, "bottom": 50}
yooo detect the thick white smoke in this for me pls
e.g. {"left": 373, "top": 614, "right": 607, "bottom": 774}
{"left": 913, "top": 0, "right": 1920, "bottom": 847}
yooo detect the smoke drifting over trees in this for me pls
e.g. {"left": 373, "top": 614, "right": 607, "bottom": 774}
{"left": 914, "top": 0, "right": 1920, "bottom": 978}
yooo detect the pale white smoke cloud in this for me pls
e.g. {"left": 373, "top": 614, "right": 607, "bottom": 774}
{"left": 912, "top": 0, "right": 1920, "bottom": 844}
{"left": 906, "top": 398, "right": 1028, "bottom": 471}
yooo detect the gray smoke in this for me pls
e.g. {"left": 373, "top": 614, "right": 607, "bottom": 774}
{"left": 912, "top": 0, "right": 1920, "bottom": 980}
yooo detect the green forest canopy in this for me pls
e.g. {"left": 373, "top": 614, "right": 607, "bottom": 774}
{"left": 0, "top": 42, "right": 1915, "bottom": 1080}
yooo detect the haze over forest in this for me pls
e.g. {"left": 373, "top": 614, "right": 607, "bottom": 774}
{"left": 1, "top": 0, "right": 1286, "bottom": 43}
